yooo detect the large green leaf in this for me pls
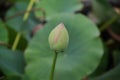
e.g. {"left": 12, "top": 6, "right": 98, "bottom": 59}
{"left": 0, "top": 20, "right": 8, "bottom": 43}
{"left": 0, "top": 49, "right": 25, "bottom": 79}
{"left": 35, "top": 0, "right": 83, "bottom": 19}
{"left": 25, "top": 14, "right": 103, "bottom": 80}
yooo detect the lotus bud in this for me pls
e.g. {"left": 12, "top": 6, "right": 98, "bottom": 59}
{"left": 48, "top": 23, "right": 69, "bottom": 52}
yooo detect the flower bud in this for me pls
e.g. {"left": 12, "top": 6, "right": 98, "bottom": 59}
{"left": 48, "top": 23, "right": 69, "bottom": 52}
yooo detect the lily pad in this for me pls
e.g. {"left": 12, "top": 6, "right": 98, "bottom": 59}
{"left": 25, "top": 14, "right": 103, "bottom": 80}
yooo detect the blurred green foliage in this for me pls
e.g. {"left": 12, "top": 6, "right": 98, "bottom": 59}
{"left": 0, "top": 0, "right": 120, "bottom": 80}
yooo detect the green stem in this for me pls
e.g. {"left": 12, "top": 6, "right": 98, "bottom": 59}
{"left": 23, "top": 0, "right": 36, "bottom": 21}
{"left": 50, "top": 51, "right": 58, "bottom": 80}
{"left": 100, "top": 15, "right": 118, "bottom": 32}
{"left": 12, "top": 0, "right": 36, "bottom": 51}
{"left": 12, "top": 33, "right": 21, "bottom": 50}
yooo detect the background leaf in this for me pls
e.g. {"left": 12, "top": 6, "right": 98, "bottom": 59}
{"left": 6, "top": 2, "right": 40, "bottom": 40}
{"left": 0, "top": 49, "right": 25, "bottom": 79}
{"left": 113, "top": 50, "right": 120, "bottom": 66}
{"left": 35, "top": 0, "right": 83, "bottom": 19}
{"left": 91, "top": 64, "right": 120, "bottom": 80}
{"left": 91, "top": 0, "right": 116, "bottom": 21}
{"left": 0, "top": 20, "right": 8, "bottom": 43}
{"left": 89, "top": 45, "right": 109, "bottom": 77}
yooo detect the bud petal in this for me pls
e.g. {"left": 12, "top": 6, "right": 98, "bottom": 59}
{"left": 48, "top": 23, "right": 69, "bottom": 52}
